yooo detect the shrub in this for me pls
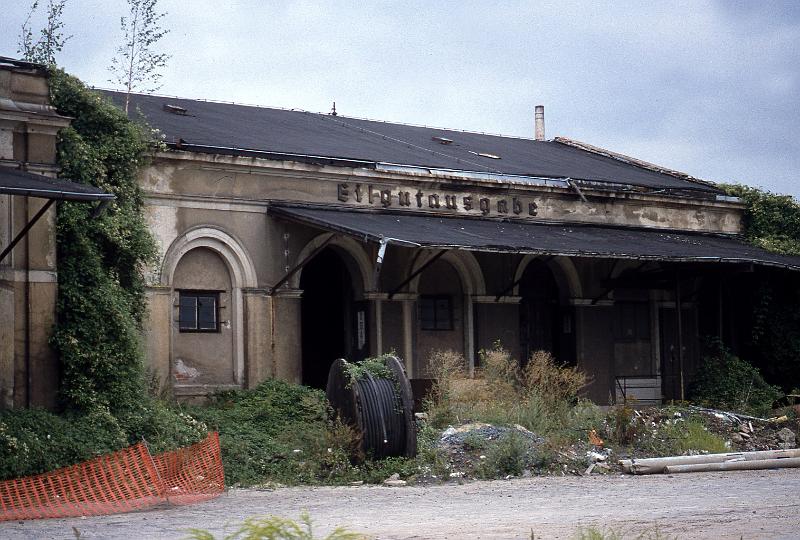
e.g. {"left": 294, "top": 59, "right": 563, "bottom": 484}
{"left": 607, "top": 404, "right": 638, "bottom": 446}
{"left": 0, "top": 405, "right": 207, "bottom": 480}
{"left": 689, "top": 343, "right": 781, "bottom": 417}
{"left": 478, "top": 431, "right": 529, "bottom": 478}
{"left": 185, "top": 379, "right": 359, "bottom": 486}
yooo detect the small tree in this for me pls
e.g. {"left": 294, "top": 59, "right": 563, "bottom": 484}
{"left": 17, "top": 0, "right": 71, "bottom": 65}
{"left": 108, "top": 0, "right": 170, "bottom": 113}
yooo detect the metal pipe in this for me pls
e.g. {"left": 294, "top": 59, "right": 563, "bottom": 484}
{"left": 25, "top": 197, "right": 31, "bottom": 407}
{"left": 664, "top": 457, "right": 800, "bottom": 474}
{"left": 535, "top": 105, "right": 545, "bottom": 141}
{"left": 621, "top": 449, "right": 800, "bottom": 475}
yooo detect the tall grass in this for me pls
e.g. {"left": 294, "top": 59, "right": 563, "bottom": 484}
{"left": 425, "top": 346, "right": 594, "bottom": 438}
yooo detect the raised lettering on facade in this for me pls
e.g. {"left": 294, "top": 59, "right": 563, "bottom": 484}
{"left": 336, "top": 183, "right": 541, "bottom": 219}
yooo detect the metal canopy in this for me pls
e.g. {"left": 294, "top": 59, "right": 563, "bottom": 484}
{"left": 269, "top": 205, "right": 800, "bottom": 271}
{"left": 0, "top": 168, "right": 114, "bottom": 201}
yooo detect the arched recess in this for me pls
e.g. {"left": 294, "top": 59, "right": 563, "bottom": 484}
{"left": 161, "top": 227, "right": 258, "bottom": 388}
{"left": 512, "top": 255, "right": 582, "bottom": 299}
{"left": 294, "top": 235, "right": 371, "bottom": 388}
{"left": 406, "top": 249, "right": 485, "bottom": 374}
{"left": 290, "top": 233, "right": 373, "bottom": 294}
{"left": 406, "top": 249, "right": 486, "bottom": 296}
{"left": 514, "top": 255, "right": 581, "bottom": 366}
{"left": 161, "top": 227, "right": 258, "bottom": 289}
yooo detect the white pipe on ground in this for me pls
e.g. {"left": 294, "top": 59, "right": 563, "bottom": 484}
{"left": 664, "top": 457, "right": 800, "bottom": 474}
{"left": 620, "top": 448, "right": 800, "bottom": 475}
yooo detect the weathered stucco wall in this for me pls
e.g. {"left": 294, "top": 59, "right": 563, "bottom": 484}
{"left": 0, "top": 63, "right": 69, "bottom": 409}
{"left": 134, "top": 139, "right": 746, "bottom": 404}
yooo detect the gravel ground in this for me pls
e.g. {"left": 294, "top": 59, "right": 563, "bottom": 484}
{"left": 2, "top": 469, "right": 799, "bottom": 539}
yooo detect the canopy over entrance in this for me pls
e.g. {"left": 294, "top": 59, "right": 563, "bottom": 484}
{"left": 0, "top": 168, "right": 114, "bottom": 201}
{"left": 269, "top": 205, "right": 800, "bottom": 271}
{"left": 0, "top": 167, "right": 114, "bottom": 264}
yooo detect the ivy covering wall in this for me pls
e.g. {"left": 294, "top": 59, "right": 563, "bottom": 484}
{"left": 48, "top": 68, "right": 158, "bottom": 413}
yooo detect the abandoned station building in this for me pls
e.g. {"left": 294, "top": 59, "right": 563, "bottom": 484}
{"left": 89, "top": 91, "right": 800, "bottom": 407}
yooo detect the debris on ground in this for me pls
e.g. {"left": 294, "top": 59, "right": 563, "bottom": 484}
{"left": 412, "top": 404, "right": 798, "bottom": 484}
{"left": 383, "top": 473, "right": 407, "bottom": 487}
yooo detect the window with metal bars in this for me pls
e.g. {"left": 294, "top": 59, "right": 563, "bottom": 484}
{"left": 178, "top": 291, "right": 220, "bottom": 332}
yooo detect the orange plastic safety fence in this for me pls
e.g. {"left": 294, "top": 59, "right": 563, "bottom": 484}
{"left": 0, "top": 432, "right": 224, "bottom": 521}
{"left": 152, "top": 431, "right": 225, "bottom": 506}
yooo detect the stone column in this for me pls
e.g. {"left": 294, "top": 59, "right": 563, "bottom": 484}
{"left": 243, "top": 288, "right": 269, "bottom": 388}
{"left": 270, "top": 289, "right": 303, "bottom": 383}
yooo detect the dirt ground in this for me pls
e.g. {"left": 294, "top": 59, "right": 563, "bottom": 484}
{"left": 2, "top": 469, "right": 799, "bottom": 539}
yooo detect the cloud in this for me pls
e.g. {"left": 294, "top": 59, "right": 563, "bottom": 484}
{"left": 1, "top": 0, "right": 798, "bottom": 196}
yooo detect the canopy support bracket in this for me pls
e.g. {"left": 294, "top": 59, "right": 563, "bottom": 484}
{"left": 0, "top": 199, "right": 54, "bottom": 264}
{"left": 268, "top": 232, "right": 335, "bottom": 295}
{"left": 388, "top": 249, "right": 446, "bottom": 300}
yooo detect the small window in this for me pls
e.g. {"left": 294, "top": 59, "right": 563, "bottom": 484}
{"left": 178, "top": 291, "right": 220, "bottom": 332}
{"left": 419, "top": 295, "right": 453, "bottom": 331}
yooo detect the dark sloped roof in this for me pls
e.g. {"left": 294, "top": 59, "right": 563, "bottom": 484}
{"left": 0, "top": 167, "right": 114, "bottom": 201}
{"left": 271, "top": 206, "right": 800, "bottom": 271}
{"left": 101, "top": 90, "right": 720, "bottom": 195}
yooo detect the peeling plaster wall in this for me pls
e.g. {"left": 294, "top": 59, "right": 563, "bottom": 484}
{"left": 0, "top": 64, "right": 68, "bottom": 409}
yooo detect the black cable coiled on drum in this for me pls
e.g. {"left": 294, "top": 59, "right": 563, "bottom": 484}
{"left": 355, "top": 374, "right": 407, "bottom": 458}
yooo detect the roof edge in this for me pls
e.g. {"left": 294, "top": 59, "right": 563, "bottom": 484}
{"left": 553, "top": 136, "right": 720, "bottom": 190}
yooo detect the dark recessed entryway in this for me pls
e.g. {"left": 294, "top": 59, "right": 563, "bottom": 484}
{"left": 300, "top": 247, "right": 365, "bottom": 389}
{"left": 518, "top": 259, "right": 575, "bottom": 365}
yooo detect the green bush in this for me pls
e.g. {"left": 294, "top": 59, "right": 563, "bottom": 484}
{"left": 185, "top": 380, "right": 358, "bottom": 486}
{"left": 0, "top": 405, "right": 207, "bottom": 480}
{"left": 689, "top": 343, "right": 781, "bottom": 417}
{"left": 478, "top": 431, "right": 529, "bottom": 478}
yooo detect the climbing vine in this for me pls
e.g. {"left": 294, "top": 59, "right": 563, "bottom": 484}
{"left": 720, "top": 184, "right": 800, "bottom": 391}
{"left": 48, "top": 68, "right": 158, "bottom": 412}
{"left": 721, "top": 183, "right": 800, "bottom": 256}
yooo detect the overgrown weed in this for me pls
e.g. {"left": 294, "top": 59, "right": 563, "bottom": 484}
{"left": 424, "top": 345, "right": 594, "bottom": 439}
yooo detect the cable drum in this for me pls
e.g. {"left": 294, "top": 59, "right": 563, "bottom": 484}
{"left": 326, "top": 356, "right": 417, "bottom": 459}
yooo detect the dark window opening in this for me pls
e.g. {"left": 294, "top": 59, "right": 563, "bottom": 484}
{"left": 420, "top": 295, "right": 453, "bottom": 331}
{"left": 179, "top": 291, "right": 220, "bottom": 332}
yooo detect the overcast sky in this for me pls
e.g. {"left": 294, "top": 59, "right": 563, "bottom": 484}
{"left": 1, "top": 0, "right": 798, "bottom": 196}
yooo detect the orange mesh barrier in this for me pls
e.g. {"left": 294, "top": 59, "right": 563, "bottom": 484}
{"left": 0, "top": 432, "right": 224, "bottom": 521}
{"left": 152, "top": 432, "right": 225, "bottom": 506}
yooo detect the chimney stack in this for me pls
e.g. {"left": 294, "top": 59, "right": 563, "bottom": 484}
{"left": 534, "top": 105, "right": 545, "bottom": 141}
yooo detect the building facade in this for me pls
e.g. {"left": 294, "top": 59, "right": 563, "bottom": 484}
{"left": 0, "top": 59, "right": 111, "bottom": 409}
{"left": 107, "top": 91, "right": 800, "bottom": 406}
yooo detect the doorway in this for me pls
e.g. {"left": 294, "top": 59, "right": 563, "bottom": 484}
{"left": 300, "top": 247, "right": 366, "bottom": 389}
{"left": 519, "top": 260, "right": 564, "bottom": 364}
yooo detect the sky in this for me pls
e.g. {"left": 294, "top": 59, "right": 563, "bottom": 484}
{"left": 1, "top": 0, "right": 799, "bottom": 197}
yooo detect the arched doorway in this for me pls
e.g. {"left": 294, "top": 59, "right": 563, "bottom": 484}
{"left": 300, "top": 247, "right": 366, "bottom": 388}
{"left": 519, "top": 259, "right": 567, "bottom": 364}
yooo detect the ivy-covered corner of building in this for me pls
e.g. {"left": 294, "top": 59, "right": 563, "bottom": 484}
{"left": 47, "top": 68, "right": 159, "bottom": 414}
{"left": 722, "top": 183, "right": 800, "bottom": 256}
